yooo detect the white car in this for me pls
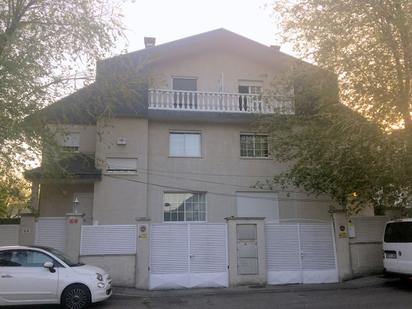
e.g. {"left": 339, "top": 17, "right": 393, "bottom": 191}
{"left": 0, "top": 245, "right": 112, "bottom": 308}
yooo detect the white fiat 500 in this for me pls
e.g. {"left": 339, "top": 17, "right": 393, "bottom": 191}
{"left": 0, "top": 246, "right": 112, "bottom": 308}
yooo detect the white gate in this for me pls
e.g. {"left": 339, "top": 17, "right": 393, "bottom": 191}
{"left": 265, "top": 223, "right": 338, "bottom": 285}
{"left": 150, "top": 223, "right": 228, "bottom": 289}
{"left": 35, "top": 217, "right": 66, "bottom": 252}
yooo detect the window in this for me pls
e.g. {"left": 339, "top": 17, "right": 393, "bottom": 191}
{"left": 384, "top": 222, "right": 412, "bottom": 243}
{"left": 106, "top": 157, "right": 137, "bottom": 173}
{"left": 172, "top": 77, "right": 197, "bottom": 109}
{"left": 238, "top": 80, "right": 262, "bottom": 111}
{"left": 164, "top": 192, "right": 206, "bottom": 222}
{"left": 169, "top": 132, "right": 201, "bottom": 157}
{"left": 172, "top": 77, "right": 197, "bottom": 91}
{"left": 236, "top": 192, "right": 279, "bottom": 222}
{"left": 240, "top": 133, "right": 269, "bottom": 158}
{"left": 0, "top": 250, "right": 58, "bottom": 267}
{"left": 60, "top": 132, "right": 80, "bottom": 152}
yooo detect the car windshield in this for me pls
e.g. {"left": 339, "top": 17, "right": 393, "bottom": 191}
{"left": 36, "top": 246, "right": 84, "bottom": 267}
{"left": 384, "top": 222, "right": 412, "bottom": 243}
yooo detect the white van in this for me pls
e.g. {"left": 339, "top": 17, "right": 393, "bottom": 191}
{"left": 383, "top": 219, "right": 412, "bottom": 277}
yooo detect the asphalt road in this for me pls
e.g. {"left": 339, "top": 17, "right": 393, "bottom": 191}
{"left": 5, "top": 280, "right": 412, "bottom": 309}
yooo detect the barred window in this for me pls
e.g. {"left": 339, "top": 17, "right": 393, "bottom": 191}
{"left": 240, "top": 134, "right": 269, "bottom": 158}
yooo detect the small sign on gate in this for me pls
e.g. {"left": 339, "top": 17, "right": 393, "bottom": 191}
{"left": 138, "top": 224, "right": 148, "bottom": 240}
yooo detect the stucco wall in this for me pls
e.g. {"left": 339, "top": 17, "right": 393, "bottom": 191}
{"left": 148, "top": 49, "right": 284, "bottom": 94}
{"left": 39, "top": 183, "right": 94, "bottom": 217}
{"left": 93, "top": 117, "right": 149, "bottom": 224}
{"left": 50, "top": 124, "right": 96, "bottom": 153}
{"left": 80, "top": 255, "right": 136, "bottom": 287}
{"left": 146, "top": 120, "right": 333, "bottom": 224}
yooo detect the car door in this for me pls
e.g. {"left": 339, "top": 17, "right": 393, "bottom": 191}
{"left": 0, "top": 249, "right": 59, "bottom": 304}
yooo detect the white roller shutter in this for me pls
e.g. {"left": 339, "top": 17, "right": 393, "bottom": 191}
{"left": 150, "top": 223, "right": 228, "bottom": 289}
{"left": 150, "top": 224, "right": 189, "bottom": 275}
{"left": 35, "top": 218, "right": 66, "bottom": 252}
{"left": 80, "top": 225, "right": 137, "bottom": 255}
{"left": 265, "top": 223, "right": 338, "bottom": 285}
{"left": 300, "top": 224, "right": 338, "bottom": 283}
{"left": 265, "top": 224, "right": 301, "bottom": 284}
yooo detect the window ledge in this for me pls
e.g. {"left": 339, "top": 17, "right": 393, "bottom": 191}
{"left": 168, "top": 156, "right": 202, "bottom": 159}
{"left": 240, "top": 156, "right": 271, "bottom": 160}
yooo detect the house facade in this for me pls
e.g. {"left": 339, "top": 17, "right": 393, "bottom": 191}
{"left": 23, "top": 29, "right": 356, "bottom": 289}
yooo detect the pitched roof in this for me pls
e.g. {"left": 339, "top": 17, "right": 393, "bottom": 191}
{"left": 39, "top": 28, "right": 299, "bottom": 124}
{"left": 25, "top": 153, "right": 101, "bottom": 180}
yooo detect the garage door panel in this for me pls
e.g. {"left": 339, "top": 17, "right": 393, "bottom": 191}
{"left": 266, "top": 223, "right": 338, "bottom": 285}
{"left": 190, "top": 224, "right": 227, "bottom": 274}
{"left": 150, "top": 224, "right": 188, "bottom": 275}
{"left": 150, "top": 223, "right": 228, "bottom": 289}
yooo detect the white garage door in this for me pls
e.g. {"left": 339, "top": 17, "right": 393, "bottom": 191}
{"left": 150, "top": 223, "right": 228, "bottom": 289}
{"left": 266, "top": 223, "right": 338, "bottom": 284}
{"left": 35, "top": 217, "right": 66, "bottom": 252}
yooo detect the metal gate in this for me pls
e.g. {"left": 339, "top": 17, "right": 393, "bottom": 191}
{"left": 265, "top": 223, "right": 338, "bottom": 284}
{"left": 150, "top": 223, "right": 228, "bottom": 289}
{"left": 35, "top": 217, "right": 66, "bottom": 252}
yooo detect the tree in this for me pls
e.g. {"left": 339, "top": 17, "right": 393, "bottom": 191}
{"left": 273, "top": 0, "right": 412, "bottom": 132}
{"left": 0, "top": 169, "right": 29, "bottom": 217}
{"left": 263, "top": 0, "right": 412, "bottom": 211}
{"left": 260, "top": 77, "right": 411, "bottom": 212}
{"left": 0, "top": 0, "right": 125, "bottom": 178}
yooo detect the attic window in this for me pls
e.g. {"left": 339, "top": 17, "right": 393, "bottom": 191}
{"left": 61, "top": 132, "right": 80, "bottom": 152}
{"left": 106, "top": 158, "right": 137, "bottom": 174}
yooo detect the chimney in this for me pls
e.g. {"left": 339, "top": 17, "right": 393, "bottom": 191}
{"left": 270, "top": 45, "right": 281, "bottom": 52}
{"left": 144, "top": 37, "right": 156, "bottom": 48}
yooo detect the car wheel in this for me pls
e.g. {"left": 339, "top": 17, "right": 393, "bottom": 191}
{"left": 61, "top": 284, "right": 91, "bottom": 309}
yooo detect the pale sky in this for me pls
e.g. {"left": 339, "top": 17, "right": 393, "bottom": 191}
{"left": 120, "top": 0, "right": 292, "bottom": 55}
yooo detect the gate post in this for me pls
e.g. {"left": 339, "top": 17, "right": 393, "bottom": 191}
{"left": 332, "top": 210, "right": 353, "bottom": 281}
{"left": 19, "top": 212, "right": 36, "bottom": 246}
{"left": 135, "top": 218, "right": 151, "bottom": 289}
{"left": 65, "top": 212, "right": 84, "bottom": 262}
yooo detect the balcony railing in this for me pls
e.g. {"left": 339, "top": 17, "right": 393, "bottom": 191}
{"left": 148, "top": 89, "right": 294, "bottom": 114}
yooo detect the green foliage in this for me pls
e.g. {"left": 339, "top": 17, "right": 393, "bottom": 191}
{"left": 267, "top": 0, "right": 412, "bottom": 211}
{"left": 259, "top": 66, "right": 412, "bottom": 212}
{"left": 0, "top": 0, "right": 125, "bottom": 179}
{"left": 0, "top": 169, "right": 29, "bottom": 218}
{"left": 273, "top": 0, "right": 412, "bottom": 131}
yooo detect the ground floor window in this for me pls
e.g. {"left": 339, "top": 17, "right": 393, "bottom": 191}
{"left": 163, "top": 192, "right": 206, "bottom": 222}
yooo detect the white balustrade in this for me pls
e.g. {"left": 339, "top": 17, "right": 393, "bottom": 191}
{"left": 148, "top": 89, "right": 294, "bottom": 114}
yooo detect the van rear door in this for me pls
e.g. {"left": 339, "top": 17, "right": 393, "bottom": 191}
{"left": 384, "top": 222, "right": 412, "bottom": 275}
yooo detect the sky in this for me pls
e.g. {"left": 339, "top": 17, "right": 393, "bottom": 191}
{"left": 120, "top": 0, "right": 294, "bottom": 55}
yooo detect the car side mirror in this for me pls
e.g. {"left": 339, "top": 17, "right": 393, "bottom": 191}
{"left": 43, "top": 261, "right": 56, "bottom": 273}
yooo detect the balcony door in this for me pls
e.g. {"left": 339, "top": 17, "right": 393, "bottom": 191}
{"left": 172, "top": 77, "right": 197, "bottom": 109}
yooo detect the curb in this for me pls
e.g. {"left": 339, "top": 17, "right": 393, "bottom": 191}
{"left": 112, "top": 276, "right": 392, "bottom": 299}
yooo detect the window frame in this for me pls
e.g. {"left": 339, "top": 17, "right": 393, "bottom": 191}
{"left": 60, "top": 132, "right": 80, "bottom": 153}
{"left": 171, "top": 76, "right": 198, "bottom": 91}
{"left": 105, "top": 157, "right": 138, "bottom": 174}
{"left": 240, "top": 133, "right": 270, "bottom": 159}
{"left": 169, "top": 131, "right": 202, "bottom": 158}
{"left": 163, "top": 192, "right": 207, "bottom": 223}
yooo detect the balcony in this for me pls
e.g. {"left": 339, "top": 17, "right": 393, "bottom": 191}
{"left": 148, "top": 89, "right": 294, "bottom": 114}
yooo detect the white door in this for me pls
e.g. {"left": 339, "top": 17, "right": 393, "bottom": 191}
{"left": 0, "top": 249, "right": 59, "bottom": 304}
{"left": 150, "top": 223, "right": 228, "bottom": 289}
{"left": 265, "top": 223, "right": 338, "bottom": 285}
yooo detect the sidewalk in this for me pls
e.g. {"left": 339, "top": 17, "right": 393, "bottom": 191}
{"left": 113, "top": 275, "right": 395, "bottom": 299}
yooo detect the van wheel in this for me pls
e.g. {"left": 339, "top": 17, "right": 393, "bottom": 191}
{"left": 61, "top": 284, "right": 91, "bottom": 309}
